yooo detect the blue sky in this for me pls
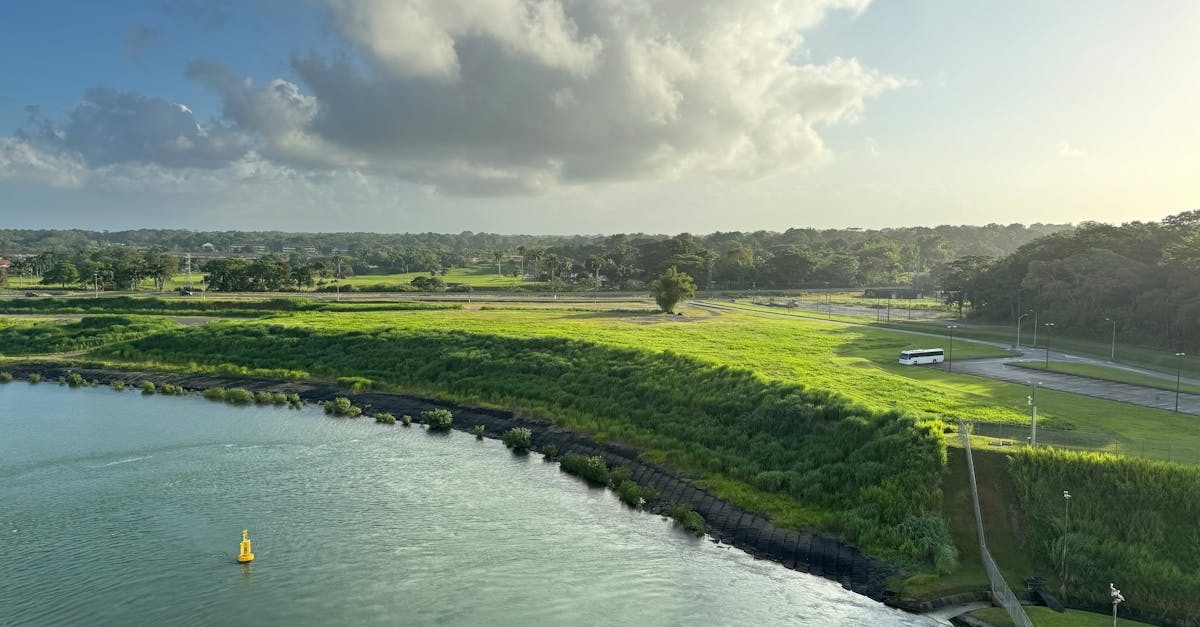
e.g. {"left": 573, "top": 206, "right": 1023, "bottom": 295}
{"left": 1, "top": 0, "right": 1196, "bottom": 233}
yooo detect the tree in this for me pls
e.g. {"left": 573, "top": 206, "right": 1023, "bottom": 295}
{"left": 490, "top": 250, "right": 505, "bottom": 275}
{"left": 649, "top": 266, "right": 696, "bottom": 313}
{"left": 43, "top": 260, "right": 78, "bottom": 287}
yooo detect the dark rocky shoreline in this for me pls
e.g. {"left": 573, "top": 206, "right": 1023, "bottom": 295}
{"left": 5, "top": 362, "right": 911, "bottom": 604}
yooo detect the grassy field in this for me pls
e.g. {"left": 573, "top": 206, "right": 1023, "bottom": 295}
{"left": 338, "top": 265, "right": 540, "bottom": 288}
{"left": 970, "top": 606, "right": 1151, "bottom": 627}
{"left": 1010, "top": 360, "right": 1200, "bottom": 395}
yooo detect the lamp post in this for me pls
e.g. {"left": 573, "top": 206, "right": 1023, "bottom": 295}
{"left": 1176, "top": 352, "right": 1187, "bottom": 414}
{"left": 93, "top": 271, "right": 99, "bottom": 297}
{"left": 1062, "top": 490, "right": 1072, "bottom": 586}
{"left": 1105, "top": 318, "right": 1117, "bottom": 361}
{"left": 1016, "top": 312, "right": 1029, "bottom": 348}
{"left": 1027, "top": 381, "right": 1041, "bottom": 447}
{"left": 1031, "top": 310, "right": 1039, "bottom": 347}
{"left": 1110, "top": 583, "right": 1124, "bottom": 627}
{"left": 946, "top": 324, "right": 958, "bottom": 373}
{"left": 1044, "top": 322, "right": 1056, "bottom": 368}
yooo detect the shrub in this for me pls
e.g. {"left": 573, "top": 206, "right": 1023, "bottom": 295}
{"left": 422, "top": 408, "right": 453, "bottom": 431}
{"left": 540, "top": 443, "right": 559, "bottom": 461}
{"left": 57, "top": 376, "right": 66, "bottom": 385}
{"left": 663, "top": 503, "right": 706, "bottom": 536}
{"left": 203, "top": 387, "right": 227, "bottom": 401}
{"left": 337, "top": 376, "right": 373, "bottom": 392}
{"left": 616, "top": 480, "right": 659, "bottom": 509}
{"left": 224, "top": 388, "right": 254, "bottom": 405}
{"left": 110, "top": 380, "right": 125, "bottom": 391}
{"left": 254, "top": 391, "right": 274, "bottom": 405}
{"left": 375, "top": 412, "right": 396, "bottom": 424}
{"left": 271, "top": 392, "right": 289, "bottom": 405}
{"left": 560, "top": 453, "right": 610, "bottom": 485}
{"left": 139, "top": 380, "right": 156, "bottom": 395}
{"left": 502, "top": 427, "right": 531, "bottom": 451}
{"left": 607, "top": 466, "right": 632, "bottom": 489}
{"left": 401, "top": 414, "right": 413, "bottom": 426}
{"left": 323, "top": 396, "right": 362, "bottom": 417}
{"left": 27, "top": 373, "right": 41, "bottom": 384}
{"left": 472, "top": 425, "right": 486, "bottom": 440}
{"left": 160, "top": 383, "right": 185, "bottom": 395}
{"left": 287, "top": 393, "right": 302, "bottom": 409}
{"left": 0, "top": 371, "right": 11, "bottom": 383}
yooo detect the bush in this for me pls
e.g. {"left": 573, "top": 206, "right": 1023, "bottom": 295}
{"left": 422, "top": 408, "right": 453, "bottom": 431}
{"left": 224, "top": 388, "right": 254, "bottom": 405}
{"left": 375, "top": 412, "right": 396, "bottom": 424}
{"left": 27, "top": 373, "right": 41, "bottom": 384}
{"left": 502, "top": 427, "right": 531, "bottom": 451}
{"left": 323, "top": 396, "right": 363, "bottom": 417}
{"left": 472, "top": 425, "right": 486, "bottom": 439}
{"left": 110, "top": 380, "right": 125, "bottom": 391}
{"left": 663, "top": 503, "right": 706, "bottom": 536}
{"left": 271, "top": 392, "right": 289, "bottom": 405}
{"left": 254, "top": 391, "right": 274, "bottom": 405}
{"left": 540, "top": 443, "right": 559, "bottom": 461}
{"left": 0, "top": 371, "right": 11, "bottom": 383}
{"left": 616, "top": 480, "right": 659, "bottom": 509}
{"left": 203, "top": 387, "right": 227, "bottom": 401}
{"left": 607, "top": 466, "right": 632, "bottom": 489}
{"left": 560, "top": 453, "right": 610, "bottom": 486}
{"left": 401, "top": 414, "right": 413, "bottom": 426}
{"left": 57, "top": 376, "right": 66, "bottom": 385}
{"left": 287, "top": 393, "right": 302, "bottom": 409}
{"left": 139, "top": 380, "right": 156, "bottom": 395}
{"left": 337, "top": 376, "right": 373, "bottom": 392}
{"left": 160, "top": 383, "right": 185, "bottom": 396}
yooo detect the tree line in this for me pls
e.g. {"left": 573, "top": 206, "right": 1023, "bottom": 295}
{"left": 1, "top": 223, "right": 1068, "bottom": 292}
{"left": 939, "top": 210, "right": 1200, "bottom": 352}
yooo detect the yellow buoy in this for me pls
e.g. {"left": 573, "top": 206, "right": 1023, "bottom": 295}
{"left": 237, "top": 529, "right": 255, "bottom": 563}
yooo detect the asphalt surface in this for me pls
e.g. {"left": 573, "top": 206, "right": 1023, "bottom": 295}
{"left": 694, "top": 300, "right": 1200, "bottom": 416}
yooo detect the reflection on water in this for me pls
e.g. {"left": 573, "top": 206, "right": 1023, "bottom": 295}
{"left": 0, "top": 383, "right": 935, "bottom": 626}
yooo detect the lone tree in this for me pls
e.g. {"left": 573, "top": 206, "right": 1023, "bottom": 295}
{"left": 649, "top": 266, "right": 696, "bottom": 313}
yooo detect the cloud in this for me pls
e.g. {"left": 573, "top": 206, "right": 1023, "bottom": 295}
{"left": 27, "top": 88, "right": 253, "bottom": 169}
{"left": 192, "top": 0, "right": 899, "bottom": 194}
{"left": 4, "top": 0, "right": 901, "bottom": 198}
{"left": 0, "top": 138, "right": 89, "bottom": 188}
{"left": 126, "top": 25, "right": 156, "bottom": 64}
{"left": 1057, "top": 141, "right": 1086, "bottom": 158}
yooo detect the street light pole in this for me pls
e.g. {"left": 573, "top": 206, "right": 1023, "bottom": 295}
{"left": 1105, "top": 318, "right": 1117, "bottom": 361}
{"left": 1062, "top": 490, "right": 1072, "bottom": 588}
{"left": 1017, "top": 312, "right": 1029, "bottom": 348}
{"left": 1044, "top": 322, "right": 1056, "bottom": 368}
{"left": 1028, "top": 381, "right": 1041, "bottom": 447}
{"left": 1031, "top": 310, "right": 1039, "bottom": 347}
{"left": 1176, "top": 352, "right": 1187, "bottom": 414}
{"left": 946, "top": 324, "right": 958, "bottom": 373}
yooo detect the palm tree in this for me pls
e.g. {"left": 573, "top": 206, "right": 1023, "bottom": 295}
{"left": 490, "top": 250, "right": 505, "bottom": 275}
{"left": 586, "top": 255, "right": 610, "bottom": 300}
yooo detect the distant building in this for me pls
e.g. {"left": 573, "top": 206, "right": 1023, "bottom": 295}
{"left": 201, "top": 242, "right": 216, "bottom": 252}
{"left": 0, "top": 259, "right": 11, "bottom": 268}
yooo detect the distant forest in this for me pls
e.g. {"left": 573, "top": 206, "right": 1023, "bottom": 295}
{"left": 945, "top": 210, "right": 1200, "bottom": 353}
{"left": 0, "top": 223, "right": 1067, "bottom": 292}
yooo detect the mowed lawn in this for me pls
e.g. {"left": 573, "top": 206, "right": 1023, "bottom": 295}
{"left": 339, "top": 265, "right": 538, "bottom": 288}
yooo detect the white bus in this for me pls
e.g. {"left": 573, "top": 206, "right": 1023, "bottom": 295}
{"left": 899, "top": 348, "right": 945, "bottom": 365}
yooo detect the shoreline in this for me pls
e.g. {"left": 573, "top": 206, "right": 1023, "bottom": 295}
{"left": 3, "top": 361, "right": 950, "bottom": 609}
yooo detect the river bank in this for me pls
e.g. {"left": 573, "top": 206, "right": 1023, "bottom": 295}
{"left": 3, "top": 360, "right": 922, "bottom": 606}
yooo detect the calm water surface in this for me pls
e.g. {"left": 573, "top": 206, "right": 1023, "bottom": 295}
{"left": 0, "top": 383, "right": 936, "bottom": 626}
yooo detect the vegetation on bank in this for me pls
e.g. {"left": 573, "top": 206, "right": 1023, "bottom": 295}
{"left": 558, "top": 454, "right": 659, "bottom": 509}
{"left": 92, "top": 315, "right": 955, "bottom": 569}
{"left": 323, "top": 397, "right": 363, "bottom": 417}
{"left": 662, "top": 503, "right": 706, "bottom": 536}
{"left": 422, "top": 408, "right": 454, "bottom": 431}
{"left": 1009, "top": 447, "right": 1200, "bottom": 620}
{"left": 0, "top": 316, "right": 180, "bottom": 355}
{"left": 0, "top": 296, "right": 460, "bottom": 317}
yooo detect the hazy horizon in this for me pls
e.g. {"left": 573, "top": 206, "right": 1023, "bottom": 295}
{"left": 2, "top": 1, "right": 1197, "bottom": 233}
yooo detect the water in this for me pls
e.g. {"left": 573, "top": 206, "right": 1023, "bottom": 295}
{"left": 0, "top": 383, "right": 936, "bottom": 626}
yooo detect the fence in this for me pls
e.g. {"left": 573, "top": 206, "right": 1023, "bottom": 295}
{"left": 968, "top": 420, "right": 1200, "bottom": 465}
{"left": 959, "top": 421, "right": 1034, "bottom": 627}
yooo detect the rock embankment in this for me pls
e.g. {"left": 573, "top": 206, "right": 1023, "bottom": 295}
{"left": 6, "top": 362, "right": 898, "bottom": 601}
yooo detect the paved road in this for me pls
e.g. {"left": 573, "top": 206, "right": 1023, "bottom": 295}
{"left": 694, "top": 300, "right": 1200, "bottom": 416}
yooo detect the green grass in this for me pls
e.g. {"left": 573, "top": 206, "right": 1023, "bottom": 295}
{"left": 0, "top": 315, "right": 181, "bottom": 356}
{"left": 1010, "top": 361, "right": 1200, "bottom": 395}
{"left": 970, "top": 606, "right": 1151, "bottom": 627}
{"left": 339, "top": 265, "right": 540, "bottom": 289}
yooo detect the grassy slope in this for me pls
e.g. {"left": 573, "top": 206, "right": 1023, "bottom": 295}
{"left": 970, "top": 606, "right": 1152, "bottom": 627}
{"left": 340, "top": 265, "right": 539, "bottom": 288}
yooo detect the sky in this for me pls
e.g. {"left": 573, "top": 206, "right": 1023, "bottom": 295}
{"left": 0, "top": 0, "right": 1197, "bottom": 234}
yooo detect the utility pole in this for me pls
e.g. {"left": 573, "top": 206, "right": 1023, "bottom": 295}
{"left": 1027, "top": 381, "right": 1041, "bottom": 447}
{"left": 1017, "top": 312, "right": 1029, "bottom": 348}
{"left": 1105, "top": 318, "right": 1117, "bottom": 360}
{"left": 1110, "top": 583, "right": 1124, "bottom": 627}
{"left": 1044, "top": 322, "right": 1056, "bottom": 368}
{"left": 93, "top": 271, "right": 99, "bottom": 297}
{"left": 1031, "top": 310, "right": 1039, "bottom": 347}
{"left": 1176, "top": 353, "right": 1187, "bottom": 414}
{"left": 946, "top": 324, "right": 958, "bottom": 373}
{"left": 1062, "top": 490, "right": 1072, "bottom": 589}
